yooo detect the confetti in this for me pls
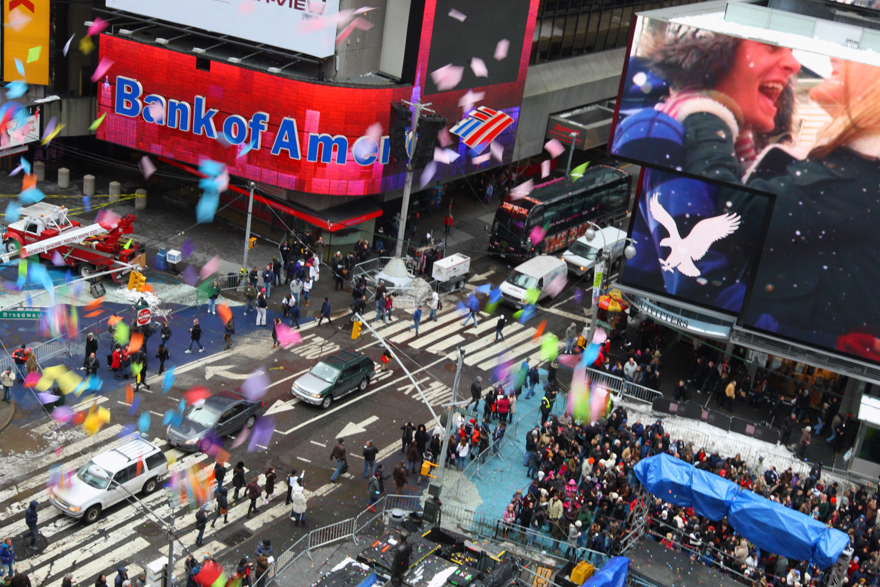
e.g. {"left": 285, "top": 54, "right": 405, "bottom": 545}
{"left": 541, "top": 160, "right": 551, "bottom": 178}
{"left": 14, "top": 58, "right": 24, "bottom": 76}
{"left": 457, "top": 89, "right": 484, "bottom": 111}
{"left": 231, "top": 426, "right": 250, "bottom": 449}
{"left": 217, "top": 304, "right": 232, "bottom": 326}
{"left": 200, "top": 255, "right": 220, "bottom": 280}
{"left": 275, "top": 323, "right": 303, "bottom": 348}
{"left": 433, "top": 147, "right": 460, "bottom": 165}
{"left": 38, "top": 392, "right": 60, "bottom": 405}
{"left": 431, "top": 64, "right": 464, "bottom": 91}
{"left": 5, "top": 8, "right": 31, "bottom": 32}
{"left": 89, "top": 113, "right": 106, "bottom": 131}
{"left": 544, "top": 139, "right": 565, "bottom": 159}
{"left": 82, "top": 195, "right": 91, "bottom": 212}
{"left": 529, "top": 225, "right": 547, "bottom": 245}
{"left": 438, "top": 127, "right": 453, "bottom": 148}
{"left": 541, "top": 334, "right": 560, "bottom": 362}
{"left": 490, "top": 141, "right": 504, "bottom": 162}
{"left": 307, "top": 1, "right": 326, "bottom": 14}
{"left": 247, "top": 415, "right": 275, "bottom": 452}
{"left": 544, "top": 273, "right": 567, "bottom": 298}
{"left": 128, "top": 397, "right": 141, "bottom": 416}
{"left": 470, "top": 57, "right": 488, "bottom": 77}
{"left": 51, "top": 251, "right": 65, "bottom": 266}
{"left": 163, "top": 367, "right": 176, "bottom": 394}
{"left": 138, "top": 412, "right": 151, "bottom": 434}
{"left": 592, "top": 328, "right": 608, "bottom": 345}
{"left": 4, "top": 200, "right": 22, "bottom": 223}
{"left": 5, "top": 81, "right": 28, "bottom": 99}
{"left": 184, "top": 386, "right": 212, "bottom": 405}
{"left": 27, "top": 46, "right": 41, "bottom": 64}
{"left": 147, "top": 101, "right": 165, "bottom": 124}
{"left": 241, "top": 369, "right": 270, "bottom": 402}
{"left": 41, "top": 122, "right": 65, "bottom": 145}
{"left": 90, "top": 57, "right": 114, "bottom": 82}
{"left": 419, "top": 161, "right": 437, "bottom": 189}
{"left": 494, "top": 39, "right": 510, "bottom": 60}
{"left": 510, "top": 179, "right": 534, "bottom": 198}
{"left": 88, "top": 17, "right": 108, "bottom": 36}
{"left": 181, "top": 239, "right": 196, "bottom": 259}
{"left": 79, "top": 36, "right": 95, "bottom": 55}
{"left": 533, "top": 320, "right": 547, "bottom": 342}
{"left": 336, "top": 17, "right": 373, "bottom": 45}
{"left": 63, "top": 34, "right": 75, "bottom": 57}
{"left": 471, "top": 152, "right": 491, "bottom": 165}
{"left": 182, "top": 265, "right": 198, "bottom": 286}
{"left": 448, "top": 8, "right": 466, "bottom": 21}
{"left": 238, "top": 1, "right": 255, "bottom": 15}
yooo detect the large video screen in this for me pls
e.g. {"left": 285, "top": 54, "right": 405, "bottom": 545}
{"left": 620, "top": 168, "right": 772, "bottom": 314}
{"left": 611, "top": 16, "right": 880, "bottom": 364}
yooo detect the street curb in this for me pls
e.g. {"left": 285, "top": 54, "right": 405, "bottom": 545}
{"left": 0, "top": 400, "right": 16, "bottom": 434}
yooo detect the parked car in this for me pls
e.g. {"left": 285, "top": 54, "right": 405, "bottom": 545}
{"left": 49, "top": 437, "right": 168, "bottom": 524}
{"left": 165, "top": 391, "right": 263, "bottom": 452}
{"left": 291, "top": 350, "right": 375, "bottom": 409}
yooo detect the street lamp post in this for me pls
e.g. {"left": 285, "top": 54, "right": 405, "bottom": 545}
{"left": 584, "top": 221, "right": 637, "bottom": 346}
{"left": 564, "top": 131, "right": 579, "bottom": 181}
{"left": 242, "top": 181, "right": 256, "bottom": 272}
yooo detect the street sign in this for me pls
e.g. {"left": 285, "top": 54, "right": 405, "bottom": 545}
{"left": 597, "top": 320, "right": 613, "bottom": 330}
{"left": 0, "top": 309, "right": 42, "bottom": 320}
{"left": 592, "top": 261, "right": 605, "bottom": 306}
{"left": 137, "top": 308, "right": 152, "bottom": 326}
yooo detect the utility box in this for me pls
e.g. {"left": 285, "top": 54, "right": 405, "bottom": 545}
{"left": 432, "top": 253, "right": 470, "bottom": 282}
{"left": 146, "top": 557, "right": 166, "bottom": 587}
{"left": 155, "top": 249, "right": 167, "bottom": 272}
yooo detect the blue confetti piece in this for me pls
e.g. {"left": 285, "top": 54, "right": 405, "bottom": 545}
{"left": 25, "top": 294, "right": 31, "bottom": 307}
{"left": 178, "top": 399, "right": 185, "bottom": 413}
{"left": 474, "top": 284, "right": 492, "bottom": 295}
{"left": 163, "top": 367, "right": 176, "bottom": 394}
{"left": 128, "top": 396, "right": 140, "bottom": 415}
{"left": 236, "top": 138, "right": 258, "bottom": 159}
{"left": 489, "top": 287, "right": 502, "bottom": 304}
{"left": 14, "top": 58, "right": 24, "bottom": 77}
{"left": 4, "top": 200, "right": 22, "bottom": 222}
{"left": 195, "top": 191, "right": 219, "bottom": 224}
{"left": 19, "top": 188, "right": 45, "bottom": 204}
{"left": 86, "top": 376, "right": 104, "bottom": 393}
{"left": 5, "top": 81, "right": 28, "bottom": 99}
{"left": 118, "top": 424, "right": 137, "bottom": 437}
{"left": 517, "top": 305, "right": 536, "bottom": 324}
{"left": 20, "top": 157, "right": 30, "bottom": 175}
{"left": 198, "top": 158, "right": 224, "bottom": 177}
{"left": 83, "top": 195, "right": 91, "bottom": 212}
{"left": 580, "top": 343, "right": 601, "bottom": 369}
{"left": 137, "top": 412, "right": 151, "bottom": 434}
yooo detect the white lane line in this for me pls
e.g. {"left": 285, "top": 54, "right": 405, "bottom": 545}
{"left": 28, "top": 537, "right": 152, "bottom": 587}
{"left": 309, "top": 440, "right": 326, "bottom": 447}
{"left": 463, "top": 328, "right": 539, "bottom": 367}
{"left": 297, "top": 457, "right": 311, "bottom": 463}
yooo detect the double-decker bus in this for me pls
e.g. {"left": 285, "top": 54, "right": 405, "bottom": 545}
{"left": 488, "top": 165, "right": 632, "bottom": 260}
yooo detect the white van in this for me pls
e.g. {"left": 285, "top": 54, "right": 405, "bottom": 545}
{"left": 49, "top": 437, "right": 168, "bottom": 524}
{"left": 499, "top": 255, "right": 568, "bottom": 307}
{"left": 562, "top": 227, "right": 627, "bottom": 276}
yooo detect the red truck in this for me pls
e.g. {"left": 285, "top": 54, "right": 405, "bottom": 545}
{"left": 2, "top": 203, "right": 141, "bottom": 283}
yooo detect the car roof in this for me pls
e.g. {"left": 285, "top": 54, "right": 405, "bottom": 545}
{"left": 92, "top": 438, "right": 160, "bottom": 471}
{"left": 320, "top": 350, "right": 369, "bottom": 368}
{"left": 513, "top": 255, "right": 566, "bottom": 275}
{"left": 204, "top": 391, "right": 247, "bottom": 409}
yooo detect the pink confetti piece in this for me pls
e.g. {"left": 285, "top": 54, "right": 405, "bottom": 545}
{"left": 199, "top": 255, "right": 220, "bottom": 280}
{"left": 448, "top": 8, "right": 466, "bottom": 21}
{"left": 354, "top": 6, "right": 377, "bottom": 14}
{"left": 241, "top": 369, "right": 270, "bottom": 402}
{"left": 434, "top": 147, "right": 451, "bottom": 165}
{"left": 365, "top": 122, "right": 383, "bottom": 143}
{"left": 544, "top": 139, "right": 565, "bottom": 159}
{"left": 276, "top": 323, "right": 303, "bottom": 348}
{"left": 147, "top": 101, "right": 165, "bottom": 124}
{"left": 139, "top": 156, "right": 156, "bottom": 179}
{"left": 90, "top": 58, "right": 114, "bottom": 83}
{"left": 95, "top": 209, "right": 121, "bottom": 228}
{"left": 510, "top": 179, "right": 535, "bottom": 197}
{"left": 88, "top": 17, "right": 108, "bottom": 37}
{"left": 470, "top": 57, "right": 488, "bottom": 77}
{"left": 494, "top": 39, "right": 510, "bottom": 60}
{"left": 24, "top": 372, "right": 41, "bottom": 388}
{"left": 438, "top": 127, "right": 453, "bottom": 148}
{"left": 308, "top": 0, "right": 326, "bottom": 14}
{"left": 559, "top": 354, "right": 581, "bottom": 368}
{"left": 336, "top": 16, "right": 374, "bottom": 45}
{"left": 431, "top": 64, "right": 464, "bottom": 92}
{"left": 592, "top": 328, "right": 608, "bottom": 345}
{"left": 238, "top": 1, "right": 255, "bottom": 15}
{"left": 6, "top": 8, "right": 31, "bottom": 32}
{"left": 457, "top": 89, "right": 485, "bottom": 111}
{"left": 420, "top": 161, "right": 437, "bottom": 189}
{"left": 544, "top": 273, "right": 568, "bottom": 298}
{"left": 54, "top": 446, "right": 63, "bottom": 456}
{"left": 490, "top": 141, "right": 504, "bottom": 162}
{"left": 471, "top": 152, "right": 491, "bottom": 165}
{"left": 541, "top": 160, "right": 551, "bottom": 178}
{"left": 529, "top": 225, "right": 547, "bottom": 245}
{"left": 231, "top": 426, "right": 250, "bottom": 449}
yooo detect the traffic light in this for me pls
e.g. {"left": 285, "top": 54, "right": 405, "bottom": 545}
{"left": 128, "top": 271, "right": 138, "bottom": 290}
{"left": 249, "top": 237, "right": 257, "bottom": 249}
{"left": 389, "top": 102, "right": 412, "bottom": 162}
{"left": 132, "top": 272, "right": 147, "bottom": 292}
{"left": 410, "top": 114, "right": 448, "bottom": 169}
{"left": 420, "top": 459, "right": 438, "bottom": 479}
{"left": 352, "top": 321, "right": 362, "bottom": 340}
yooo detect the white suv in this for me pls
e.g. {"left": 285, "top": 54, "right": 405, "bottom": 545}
{"left": 49, "top": 437, "right": 168, "bottom": 524}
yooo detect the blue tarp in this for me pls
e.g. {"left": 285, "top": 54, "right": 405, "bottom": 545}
{"left": 584, "top": 557, "right": 629, "bottom": 587}
{"left": 634, "top": 453, "right": 849, "bottom": 569}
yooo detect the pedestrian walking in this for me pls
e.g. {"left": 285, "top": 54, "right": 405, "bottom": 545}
{"left": 271, "top": 317, "right": 282, "bottom": 349}
{"left": 208, "top": 280, "right": 220, "bottom": 314}
{"left": 409, "top": 305, "right": 422, "bottom": 337}
{"left": 246, "top": 477, "right": 261, "bottom": 518}
{"left": 272, "top": 257, "right": 283, "bottom": 287}
{"left": 255, "top": 291, "right": 268, "bottom": 326}
{"left": 263, "top": 467, "right": 277, "bottom": 505}
{"left": 244, "top": 284, "right": 257, "bottom": 314}
{"left": 393, "top": 461, "right": 408, "bottom": 493}
{"left": 211, "top": 487, "right": 229, "bottom": 527}
{"left": 223, "top": 317, "right": 235, "bottom": 350}
{"left": 302, "top": 276, "right": 313, "bottom": 306}
{"left": 1, "top": 368, "right": 14, "bottom": 402}
{"left": 495, "top": 315, "right": 506, "bottom": 341}
{"left": 261, "top": 264, "right": 273, "bottom": 298}
{"left": 84, "top": 333, "right": 98, "bottom": 365}
{"left": 281, "top": 293, "right": 291, "bottom": 319}
{"left": 380, "top": 348, "right": 392, "bottom": 371}
{"left": 463, "top": 297, "right": 479, "bottom": 327}
{"left": 232, "top": 462, "right": 245, "bottom": 502}
{"left": 22, "top": 501, "right": 38, "bottom": 550}
{"left": 317, "top": 297, "right": 332, "bottom": 326}
{"left": 194, "top": 505, "right": 207, "bottom": 546}
{"left": 468, "top": 377, "right": 482, "bottom": 411}
{"left": 400, "top": 422, "right": 414, "bottom": 455}
{"left": 330, "top": 438, "right": 347, "bottom": 482}
{"left": 289, "top": 299, "right": 301, "bottom": 329}
{"left": 798, "top": 426, "right": 812, "bottom": 458}
{"left": 133, "top": 348, "right": 151, "bottom": 391}
{"left": 368, "top": 474, "right": 381, "bottom": 511}
{"left": 385, "top": 294, "right": 394, "bottom": 321}
{"left": 332, "top": 252, "right": 345, "bottom": 291}
{"left": 374, "top": 292, "right": 387, "bottom": 323}
{"left": 285, "top": 470, "right": 301, "bottom": 505}
{"left": 309, "top": 256, "right": 320, "bottom": 284}
{"left": 290, "top": 484, "right": 307, "bottom": 527}
{"left": 186, "top": 319, "right": 204, "bottom": 353}
{"left": 565, "top": 323, "right": 578, "bottom": 354}
{"left": 363, "top": 440, "right": 378, "bottom": 478}
{"left": 213, "top": 460, "right": 227, "bottom": 489}
{"left": 160, "top": 321, "right": 172, "bottom": 346}
{"left": 429, "top": 291, "right": 440, "bottom": 321}
{"left": 155, "top": 344, "right": 169, "bottom": 375}
{"left": 1, "top": 538, "right": 15, "bottom": 577}
{"left": 290, "top": 277, "right": 303, "bottom": 306}
{"left": 524, "top": 366, "right": 540, "bottom": 400}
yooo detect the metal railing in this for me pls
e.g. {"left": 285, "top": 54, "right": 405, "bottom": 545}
{"left": 0, "top": 337, "right": 81, "bottom": 374}
{"left": 586, "top": 367, "right": 663, "bottom": 404}
{"left": 350, "top": 256, "right": 419, "bottom": 298}
{"left": 306, "top": 517, "right": 358, "bottom": 559}
{"left": 217, "top": 274, "right": 243, "bottom": 291}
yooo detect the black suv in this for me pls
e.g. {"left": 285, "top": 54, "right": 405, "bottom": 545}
{"left": 291, "top": 350, "right": 375, "bottom": 409}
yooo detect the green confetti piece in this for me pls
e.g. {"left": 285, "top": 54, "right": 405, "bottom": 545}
{"left": 114, "top": 322, "right": 130, "bottom": 346}
{"left": 27, "top": 46, "right": 42, "bottom": 63}
{"left": 541, "top": 334, "right": 559, "bottom": 362}
{"left": 89, "top": 113, "right": 106, "bottom": 131}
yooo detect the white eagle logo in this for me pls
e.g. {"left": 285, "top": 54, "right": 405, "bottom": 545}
{"left": 649, "top": 194, "right": 741, "bottom": 277}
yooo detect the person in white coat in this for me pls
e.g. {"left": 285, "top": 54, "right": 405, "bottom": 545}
{"left": 429, "top": 292, "right": 440, "bottom": 322}
{"left": 290, "top": 485, "right": 307, "bottom": 527}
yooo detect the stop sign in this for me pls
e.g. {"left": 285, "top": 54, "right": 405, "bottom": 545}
{"left": 137, "top": 308, "right": 152, "bottom": 326}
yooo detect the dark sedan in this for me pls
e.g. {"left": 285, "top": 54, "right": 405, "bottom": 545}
{"left": 165, "top": 391, "right": 263, "bottom": 452}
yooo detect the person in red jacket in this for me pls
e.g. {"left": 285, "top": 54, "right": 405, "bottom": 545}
{"left": 111, "top": 347, "right": 122, "bottom": 380}
{"left": 496, "top": 393, "right": 510, "bottom": 424}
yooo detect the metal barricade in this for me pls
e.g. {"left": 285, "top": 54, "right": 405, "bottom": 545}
{"left": 306, "top": 518, "right": 358, "bottom": 559}
{"left": 218, "top": 274, "right": 242, "bottom": 291}
{"left": 382, "top": 494, "right": 423, "bottom": 514}
{"left": 587, "top": 368, "right": 662, "bottom": 404}
{"left": 355, "top": 498, "right": 386, "bottom": 533}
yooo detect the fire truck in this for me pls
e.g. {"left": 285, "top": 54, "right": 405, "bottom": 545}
{"left": 1, "top": 203, "right": 141, "bottom": 283}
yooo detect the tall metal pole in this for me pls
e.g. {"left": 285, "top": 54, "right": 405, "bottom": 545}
{"left": 242, "top": 181, "right": 256, "bottom": 272}
{"left": 393, "top": 100, "right": 424, "bottom": 259}
{"left": 586, "top": 224, "right": 607, "bottom": 347}
{"left": 564, "top": 131, "right": 578, "bottom": 181}
{"left": 433, "top": 347, "right": 465, "bottom": 490}
{"left": 166, "top": 501, "right": 176, "bottom": 587}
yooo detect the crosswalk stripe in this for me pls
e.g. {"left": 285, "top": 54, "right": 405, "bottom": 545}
{"left": 387, "top": 309, "right": 464, "bottom": 345}
{"left": 32, "top": 537, "right": 153, "bottom": 587}
{"left": 31, "top": 397, "right": 112, "bottom": 435}
{"left": 462, "top": 328, "right": 539, "bottom": 367}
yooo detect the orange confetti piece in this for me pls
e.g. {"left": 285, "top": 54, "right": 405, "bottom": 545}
{"left": 533, "top": 319, "right": 547, "bottom": 343}
{"left": 126, "top": 384, "right": 133, "bottom": 405}
{"left": 108, "top": 315, "right": 122, "bottom": 326}
{"left": 129, "top": 332, "right": 143, "bottom": 353}
{"left": 84, "top": 310, "right": 103, "bottom": 318}
{"left": 141, "top": 284, "right": 154, "bottom": 294}
{"left": 85, "top": 297, "right": 104, "bottom": 311}
{"left": 215, "top": 448, "right": 230, "bottom": 465}
{"left": 217, "top": 304, "right": 232, "bottom": 325}
{"left": 22, "top": 173, "right": 36, "bottom": 192}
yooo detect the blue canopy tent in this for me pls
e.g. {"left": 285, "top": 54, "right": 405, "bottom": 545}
{"left": 634, "top": 453, "right": 850, "bottom": 569}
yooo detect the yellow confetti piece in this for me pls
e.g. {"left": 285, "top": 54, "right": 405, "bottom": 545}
{"left": 97, "top": 406, "right": 111, "bottom": 423}
{"left": 79, "top": 36, "right": 95, "bottom": 55}
{"left": 89, "top": 113, "right": 106, "bottom": 131}
{"left": 57, "top": 371, "right": 83, "bottom": 395}
{"left": 165, "top": 451, "right": 177, "bottom": 466}
{"left": 41, "top": 123, "right": 65, "bottom": 146}
{"left": 35, "top": 375, "right": 54, "bottom": 393}
{"left": 83, "top": 413, "right": 103, "bottom": 436}
{"left": 27, "top": 45, "right": 41, "bottom": 63}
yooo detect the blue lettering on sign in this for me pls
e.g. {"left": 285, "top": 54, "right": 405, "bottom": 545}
{"left": 223, "top": 115, "right": 248, "bottom": 145}
{"left": 116, "top": 76, "right": 143, "bottom": 118}
{"left": 142, "top": 95, "right": 167, "bottom": 125}
{"left": 167, "top": 100, "right": 192, "bottom": 132}
{"left": 352, "top": 136, "right": 378, "bottom": 166}
{"left": 192, "top": 96, "right": 219, "bottom": 138}
{"left": 248, "top": 112, "right": 270, "bottom": 150}
{"left": 307, "top": 134, "right": 348, "bottom": 165}
{"left": 271, "top": 117, "right": 302, "bottom": 159}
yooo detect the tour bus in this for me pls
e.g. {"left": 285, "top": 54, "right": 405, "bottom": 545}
{"left": 488, "top": 165, "right": 631, "bottom": 260}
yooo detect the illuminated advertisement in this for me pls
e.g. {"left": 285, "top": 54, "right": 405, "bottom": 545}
{"left": 106, "top": 0, "right": 341, "bottom": 59}
{"left": 620, "top": 168, "right": 772, "bottom": 314}
{"left": 3, "top": 0, "right": 50, "bottom": 85}
{"left": 611, "top": 16, "right": 880, "bottom": 363}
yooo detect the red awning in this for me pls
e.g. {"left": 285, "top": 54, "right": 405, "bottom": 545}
{"left": 159, "top": 156, "right": 381, "bottom": 232}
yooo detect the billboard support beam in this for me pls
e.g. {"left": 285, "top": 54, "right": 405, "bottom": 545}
{"left": 242, "top": 181, "right": 256, "bottom": 273}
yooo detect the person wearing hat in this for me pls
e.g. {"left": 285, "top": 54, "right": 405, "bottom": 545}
{"left": 261, "top": 263, "right": 273, "bottom": 298}
{"left": 495, "top": 314, "right": 506, "bottom": 341}
{"left": 797, "top": 426, "right": 812, "bottom": 458}
{"left": 114, "top": 568, "right": 128, "bottom": 587}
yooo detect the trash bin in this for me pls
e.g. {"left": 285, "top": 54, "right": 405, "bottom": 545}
{"left": 155, "top": 249, "right": 167, "bottom": 272}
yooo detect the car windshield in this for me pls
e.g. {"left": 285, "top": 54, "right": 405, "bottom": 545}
{"left": 568, "top": 240, "right": 600, "bottom": 260}
{"left": 184, "top": 404, "right": 222, "bottom": 427}
{"left": 506, "top": 271, "right": 537, "bottom": 290}
{"left": 78, "top": 462, "right": 112, "bottom": 490}
{"left": 311, "top": 362, "right": 340, "bottom": 384}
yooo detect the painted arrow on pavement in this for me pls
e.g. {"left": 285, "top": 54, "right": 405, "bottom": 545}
{"left": 205, "top": 365, "right": 251, "bottom": 380}
{"left": 337, "top": 415, "right": 379, "bottom": 438}
{"left": 264, "top": 398, "right": 299, "bottom": 416}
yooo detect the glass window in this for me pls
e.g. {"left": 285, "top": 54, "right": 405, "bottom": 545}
{"left": 185, "top": 404, "right": 222, "bottom": 427}
{"left": 113, "top": 463, "right": 140, "bottom": 486}
{"left": 78, "top": 462, "right": 112, "bottom": 490}
{"left": 311, "top": 362, "right": 341, "bottom": 383}
{"left": 145, "top": 453, "right": 166, "bottom": 471}
{"left": 568, "top": 240, "right": 601, "bottom": 260}
{"left": 506, "top": 271, "right": 538, "bottom": 290}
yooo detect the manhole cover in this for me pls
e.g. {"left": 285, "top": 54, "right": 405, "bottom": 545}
{"left": 219, "top": 528, "right": 254, "bottom": 547}
{"left": 139, "top": 520, "right": 164, "bottom": 537}
{"left": 444, "top": 363, "right": 457, "bottom": 372}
